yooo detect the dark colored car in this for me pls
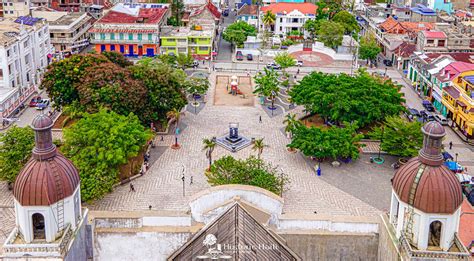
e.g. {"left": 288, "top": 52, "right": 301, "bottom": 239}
{"left": 383, "top": 59, "right": 393, "bottom": 66}
{"left": 236, "top": 51, "right": 243, "bottom": 61}
{"left": 422, "top": 100, "right": 435, "bottom": 112}
{"left": 420, "top": 110, "right": 435, "bottom": 122}
{"left": 29, "top": 96, "right": 42, "bottom": 107}
{"left": 247, "top": 54, "right": 253, "bottom": 61}
{"left": 223, "top": 9, "right": 229, "bottom": 16}
{"left": 406, "top": 107, "right": 421, "bottom": 122}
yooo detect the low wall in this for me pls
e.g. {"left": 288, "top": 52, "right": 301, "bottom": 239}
{"left": 280, "top": 231, "right": 379, "bottom": 261}
{"left": 189, "top": 184, "right": 283, "bottom": 225}
{"left": 377, "top": 214, "right": 401, "bottom": 261}
{"left": 312, "top": 42, "right": 353, "bottom": 61}
{"left": 288, "top": 43, "right": 303, "bottom": 53}
{"left": 278, "top": 214, "right": 379, "bottom": 234}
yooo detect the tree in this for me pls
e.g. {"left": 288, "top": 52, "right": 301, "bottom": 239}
{"left": 156, "top": 54, "right": 177, "bottom": 66}
{"left": 202, "top": 138, "right": 217, "bottom": 170}
{"left": 186, "top": 77, "right": 209, "bottom": 99}
{"left": 332, "top": 10, "right": 359, "bottom": 34}
{"left": 317, "top": 20, "right": 344, "bottom": 49}
{"left": 289, "top": 70, "right": 405, "bottom": 127}
{"left": 359, "top": 33, "right": 382, "bottom": 66}
{"left": 274, "top": 52, "right": 296, "bottom": 76}
{"left": 223, "top": 21, "right": 257, "bottom": 47}
{"left": 253, "top": 68, "right": 280, "bottom": 109}
{"left": 370, "top": 116, "right": 423, "bottom": 157}
{"left": 176, "top": 53, "right": 194, "bottom": 69}
{"left": 41, "top": 54, "right": 110, "bottom": 108}
{"left": 262, "top": 10, "right": 276, "bottom": 31}
{"left": 171, "top": 0, "right": 184, "bottom": 25}
{"left": 206, "top": 156, "right": 287, "bottom": 195}
{"left": 288, "top": 124, "right": 363, "bottom": 160}
{"left": 252, "top": 138, "right": 269, "bottom": 160}
{"left": 283, "top": 113, "right": 300, "bottom": 138}
{"left": 102, "top": 51, "right": 133, "bottom": 67}
{"left": 62, "top": 109, "right": 151, "bottom": 201}
{"left": 304, "top": 19, "right": 320, "bottom": 41}
{"left": 0, "top": 126, "right": 34, "bottom": 183}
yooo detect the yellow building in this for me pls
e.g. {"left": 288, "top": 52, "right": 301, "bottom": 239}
{"left": 441, "top": 70, "right": 474, "bottom": 138}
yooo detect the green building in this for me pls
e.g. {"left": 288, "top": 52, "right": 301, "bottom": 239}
{"left": 160, "top": 26, "right": 214, "bottom": 59}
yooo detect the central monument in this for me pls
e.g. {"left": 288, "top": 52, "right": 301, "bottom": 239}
{"left": 216, "top": 123, "right": 251, "bottom": 152}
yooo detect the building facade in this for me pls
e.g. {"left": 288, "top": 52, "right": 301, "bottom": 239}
{"left": 237, "top": 4, "right": 258, "bottom": 28}
{"left": 89, "top": 3, "right": 170, "bottom": 57}
{"left": 442, "top": 70, "right": 474, "bottom": 139}
{"left": 259, "top": 3, "right": 316, "bottom": 37}
{"left": 1, "top": 0, "right": 30, "bottom": 18}
{"left": 0, "top": 17, "right": 53, "bottom": 120}
{"left": 33, "top": 11, "right": 93, "bottom": 53}
{"left": 160, "top": 26, "right": 214, "bottom": 59}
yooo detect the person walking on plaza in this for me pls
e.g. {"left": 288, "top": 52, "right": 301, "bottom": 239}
{"left": 129, "top": 183, "right": 135, "bottom": 192}
{"left": 259, "top": 115, "right": 262, "bottom": 123}
{"left": 449, "top": 141, "right": 453, "bottom": 150}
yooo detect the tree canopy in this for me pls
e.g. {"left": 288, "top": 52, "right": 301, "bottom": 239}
{"left": 304, "top": 19, "right": 320, "bottom": 40}
{"left": 359, "top": 33, "right": 382, "bottom": 63}
{"left": 274, "top": 52, "right": 296, "bottom": 73}
{"left": 317, "top": 20, "right": 344, "bottom": 49}
{"left": 332, "top": 10, "right": 359, "bottom": 34}
{"left": 0, "top": 126, "right": 34, "bottom": 183}
{"left": 101, "top": 51, "right": 133, "bottom": 67}
{"left": 289, "top": 70, "right": 405, "bottom": 127}
{"left": 253, "top": 67, "right": 280, "bottom": 98}
{"left": 176, "top": 53, "right": 194, "bottom": 69}
{"left": 288, "top": 123, "right": 363, "bottom": 160}
{"left": 62, "top": 109, "right": 151, "bottom": 201}
{"left": 185, "top": 77, "right": 210, "bottom": 96}
{"left": 41, "top": 53, "right": 187, "bottom": 126}
{"left": 206, "top": 155, "right": 287, "bottom": 195}
{"left": 223, "top": 21, "right": 257, "bottom": 47}
{"left": 370, "top": 116, "right": 423, "bottom": 157}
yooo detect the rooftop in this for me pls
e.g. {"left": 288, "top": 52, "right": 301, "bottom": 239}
{"left": 261, "top": 3, "right": 317, "bottom": 16}
{"left": 97, "top": 3, "right": 169, "bottom": 24}
{"left": 422, "top": 30, "right": 447, "bottom": 39}
{"left": 238, "top": 4, "right": 258, "bottom": 16}
{"left": 410, "top": 4, "right": 436, "bottom": 16}
{"left": 0, "top": 18, "right": 45, "bottom": 46}
{"left": 379, "top": 16, "right": 433, "bottom": 34}
{"left": 161, "top": 25, "right": 214, "bottom": 37}
{"left": 393, "top": 42, "right": 416, "bottom": 58}
{"left": 48, "top": 12, "right": 89, "bottom": 26}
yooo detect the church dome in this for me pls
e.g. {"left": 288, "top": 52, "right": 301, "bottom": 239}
{"left": 13, "top": 114, "right": 80, "bottom": 206}
{"left": 392, "top": 121, "right": 463, "bottom": 214}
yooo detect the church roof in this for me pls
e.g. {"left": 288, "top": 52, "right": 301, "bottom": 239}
{"left": 168, "top": 202, "right": 301, "bottom": 260}
{"left": 13, "top": 114, "right": 80, "bottom": 206}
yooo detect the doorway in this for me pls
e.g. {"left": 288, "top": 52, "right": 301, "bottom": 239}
{"left": 428, "top": 221, "right": 442, "bottom": 248}
{"left": 32, "top": 213, "right": 45, "bottom": 240}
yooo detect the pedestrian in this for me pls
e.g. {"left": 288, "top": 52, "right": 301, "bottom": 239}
{"left": 129, "top": 183, "right": 135, "bottom": 192}
{"left": 149, "top": 205, "right": 152, "bottom": 210}
{"left": 259, "top": 115, "right": 262, "bottom": 123}
{"left": 202, "top": 60, "right": 205, "bottom": 65}
{"left": 145, "top": 162, "right": 150, "bottom": 171}
{"left": 297, "top": 68, "right": 300, "bottom": 75}
{"left": 294, "top": 74, "right": 297, "bottom": 79}
{"left": 161, "top": 135, "right": 164, "bottom": 141}
{"left": 449, "top": 141, "right": 453, "bottom": 150}
{"left": 190, "top": 176, "right": 193, "bottom": 185}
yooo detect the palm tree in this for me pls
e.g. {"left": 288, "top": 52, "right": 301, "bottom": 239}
{"left": 283, "top": 113, "right": 299, "bottom": 138}
{"left": 252, "top": 138, "right": 268, "bottom": 160}
{"left": 262, "top": 11, "right": 276, "bottom": 32}
{"left": 202, "top": 138, "right": 216, "bottom": 170}
{"left": 167, "top": 108, "right": 181, "bottom": 147}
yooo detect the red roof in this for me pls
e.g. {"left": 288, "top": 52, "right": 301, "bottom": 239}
{"left": 379, "top": 16, "right": 433, "bottom": 35}
{"left": 422, "top": 30, "right": 447, "bottom": 39}
{"left": 458, "top": 199, "right": 474, "bottom": 251}
{"left": 420, "top": 52, "right": 474, "bottom": 64}
{"left": 261, "top": 3, "right": 317, "bottom": 15}
{"left": 89, "top": 28, "right": 157, "bottom": 34}
{"left": 393, "top": 42, "right": 416, "bottom": 58}
{"left": 98, "top": 8, "right": 168, "bottom": 24}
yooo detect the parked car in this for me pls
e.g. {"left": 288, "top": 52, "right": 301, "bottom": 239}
{"left": 247, "top": 54, "right": 253, "bottom": 61}
{"left": 266, "top": 62, "right": 281, "bottom": 70}
{"left": 192, "top": 61, "right": 199, "bottom": 67}
{"left": 29, "top": 96, "right": 42, "bottom": 107}
{"left": 422, "top": 100, "right": 435, "bottom": 112}
{"left": 434, "top": 114, "right": 448, "bottom": 126}
{"left": 383, "top": 59, "right": 393, "bottom": 66}
{"left": 406, "top": 107, "right": 421, "bottom": 121}
{"left": 223, "top": 9, "right": 229, "bottom": 16}
{"left": 296, "top": 60, "right": 303, "bottom": 67}
{"left": 236, "top": 51, "right": 243, "bottom": 61}
{"left": 420, "top": 110, "right": 435, "bottom": 122}
{"left": 35, "top": 99, "right": 50, "bottom": 110}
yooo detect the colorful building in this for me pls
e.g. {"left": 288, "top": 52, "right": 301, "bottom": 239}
{"left": 89, "top": 3, "right": 170, "bottom": 57}
{"left": 160, "top": 25, "right": 215, "bottom": 59}
{"left": 442, "top": 70, "right": 474, "bottom": 139}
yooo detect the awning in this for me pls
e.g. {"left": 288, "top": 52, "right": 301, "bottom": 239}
{"left": 432, "top": 89, "right": 442, "bottom": 102}
{"left": 443, "top": 86, "right": 460, "bottom": 99}
{"left": 456, "top": 100, "right": 467, "bottom": 107}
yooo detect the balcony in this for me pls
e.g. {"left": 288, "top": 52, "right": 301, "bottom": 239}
{"left": 90, "top": 38, "right": 156, "bottom": 44}
{"left": 399, "top": 234, "right": 471, "bottom": 260}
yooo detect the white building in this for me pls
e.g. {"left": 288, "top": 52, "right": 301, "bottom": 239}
{"left": 2, "top": 0, "right": 31, "bottom": 18}
{"left": 259, "top": 3, "right": 316, "bottom": 38}
{"left": 0, "top": 17, "right": 53, "bottom": 119}
{"left": 389, "top": 121, "right": 471, "bottom": 258}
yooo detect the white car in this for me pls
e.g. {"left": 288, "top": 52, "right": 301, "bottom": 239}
{"left": 296, "top": 60, "right": 303, "bottom": 67}
{"left": 35, "top": 99, "right": 50, "bottom": 110}
{"left": 434, "top": 114, "right": 448, "bottom": 126}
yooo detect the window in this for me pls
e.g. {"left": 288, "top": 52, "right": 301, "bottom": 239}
{"left": 199, "top": 47, "right": 208, "bottom": 51}
{"left": 32, "top": 213, "right": 45, "bottom": 240}
{"left": 279, "top": 26, "right": 282, "bottom": 31}
{"left": 128, "top": 33, "right": 133, "bottom": 40}
{"left": 0, "top": 69, "right": 2, "bottom": 77}
{"left": 9, "top": 3, "right": 12, "bottom": 6}
{"left": 38, "top": 31, "right": 42, "bottom": 37}
{"left": 427, "top": 39, "right": 434, "bottom": 44}
{"left": 8, "top": 64, "right": 12, "bottom": 73}
{"left": 280, "top": 18, "right": 283, "bottom": 22}
{"left": 100, "top": 33, "right": 105, "bottom": 40}
{"left": 110, "top": 33, "right": 115, "bottom": 40}
{"left": 13, "top": 46, "right": 16, "bottom": 53}
{"left": 437, "top": 40, "right": 445, "bottom": 47}
{"left": 25, "top": 54, "right": 30, "bottom": 65}
{"left": 50, "top": 33, "right": 54, "bottom": 38}
{"left": 148, "top": 33, "right": 152, "bottom": 41}
{"left": 137, "top": 33, "right": 142, "bottom": 40}
{"left": 119, "top": 33, "right": 124, "bottom": 40}
{"left": 178, "top": 47, "right": 186, "bottom": 53}
{"left": 6, "top": 49, "right": 10, "bottom": 57}
{"left": 292, "top": 18, "right": 298, "bottom": 23}
{"left": 26, "top": 72, "right": 30, "bottom": 82}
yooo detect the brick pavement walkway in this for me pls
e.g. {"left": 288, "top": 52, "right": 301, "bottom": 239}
{"left": 86, "top": 72, "right": 381, "bottom": 216}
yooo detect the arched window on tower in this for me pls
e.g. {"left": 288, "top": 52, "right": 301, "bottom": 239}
{"left": 32, "top": 213, "right": 45, "bottom": 240}
{"left": 428, "top": 220, "right": 442, "bottom": 248}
